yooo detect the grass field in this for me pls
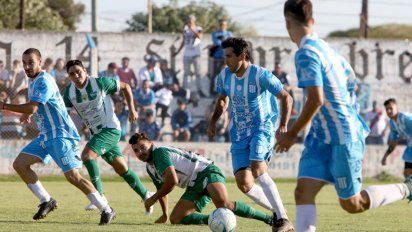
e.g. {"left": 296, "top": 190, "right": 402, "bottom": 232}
{"left": 0, "top": 177, "right": 410, "bottom": 232}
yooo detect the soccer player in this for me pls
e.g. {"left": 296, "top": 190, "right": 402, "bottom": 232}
{"left": 276, "top": 1, "right": 412, "bottom": 231}
{"left": 0, "top": 48, "right": 115, "bottom": 225}
{"left": 207, "top": 37, "right": 294, "bottom": 232}
{"left": 382, "top": 98, "right": 412, "bottom": 177}
{"left": 129, "top": 132, "right": 274, "bottom": 227}
{"left": 63, "top": 60, "right": 154, "bottom": 213}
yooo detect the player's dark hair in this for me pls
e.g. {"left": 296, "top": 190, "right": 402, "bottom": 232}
{"left": 65, "top": 59, "right": 84, "bottom": 73}
{"left": 284, "top": 0, "right": 313, "bottom": 25}
{"left": 23, "top": 48, "right": 42, "bottom": 59}
{"left": 122, "top": 57, "right": 130, "bottom": 61}
{"left": 129, "top": 132, "right": 150, "bottom": 145}
{"left": 221, "top": 37, "right": 250, "bottom": 61}
{"left": 384, "top": 98, "right": 397, "bottom": 106}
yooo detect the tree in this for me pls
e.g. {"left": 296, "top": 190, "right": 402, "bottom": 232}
{"left": 328, "top": 24, "right": 412, "bottom": 39}
{"left": 126, "top": 1, "right": 255, "bottom": 36}
{"left": 0, "top": 0, "right": 84, "bottom": 31}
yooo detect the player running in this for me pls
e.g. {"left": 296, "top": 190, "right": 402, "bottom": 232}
{"left": 207, "top": 37, "right": 294, "bottom": 232}
{"left": 276, "top": 1, "right": 412, "bottom": 231}
{"left": 129, "top": 132, "right": 274, "bottom": 227}
{"left": 63, "top": 60, "right": 154, "bottom": 213}
{"left": 0, "top": 48, "right": 115, "bottom": 225}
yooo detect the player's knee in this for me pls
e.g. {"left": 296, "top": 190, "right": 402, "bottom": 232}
{"left": 340, "top": 199, "right": 364, "bottom": 214}
{"left": 169, "top": 214, "right": 182, "bottom": 224}
{"left": 64, "top": 172, "right": 82, "bottom": 185}
{"left": 294, "top": 186, "right": 314, "bottom": 204}
{"left": 13, "top": 158, "right": 27, "bottom": 173}
{"left": 214, "top": 199, "right": 233, "bottom": 209}
{"left": 236, "top": 181, "right": 253, "bottom": 193}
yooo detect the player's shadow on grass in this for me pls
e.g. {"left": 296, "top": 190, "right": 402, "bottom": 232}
{"left": 0, "top": 220, "right": 157, "bottom": 226}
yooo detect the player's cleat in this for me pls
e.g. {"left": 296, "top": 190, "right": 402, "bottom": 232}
{"left": 33, "top": 198, "right": 58, "bottom": 220}
{"left": 144, "top": 191, "right": 155, "bottom": 216}
{"left": 404, "top": 175, "right": 412, "bottom": 201}
{"left": 85, "top": 194, "right": 108, "bottom": 211}
{"left": 272, "top": 218, "right": 295, "bottom": 232}
{"left": 99, "top": 207, "right": 116, "bottom": 225}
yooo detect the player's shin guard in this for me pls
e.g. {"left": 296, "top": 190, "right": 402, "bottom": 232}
{"left": 234, "top": 201, "right": 272, "bottom": 225}
{"left": 84, "top": 159, "right": 103, "bottom": 194}
{"left": 121, "top": 169, "right": 147, "bottom": 199}
{"left": 180, "top": 213, "right": 209, "bottom": 224}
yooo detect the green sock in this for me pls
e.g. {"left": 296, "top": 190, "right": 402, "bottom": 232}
{"left": 234, "top": 201, "right": 272, "bottom": 224}
{"left": 181, "top": 213, "right": 209, "bottom": 225}
{"left": 83, "top": 159, "right": 103, "bottom": 194}
{"left": 121, "top": 169, "right": 148, "bottom": 199}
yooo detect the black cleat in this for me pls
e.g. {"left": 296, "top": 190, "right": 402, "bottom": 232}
{"left": 99, "top": 207, "right": 116, "bottom": 225}
{"left": 272, "top": 218, "right": 295, "bottom": 232}
{"left": 33, "top": 198, "right": 58, "bottom": 220}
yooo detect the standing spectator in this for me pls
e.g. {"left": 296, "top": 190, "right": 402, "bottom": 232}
{"left": 139, "top": 109, "right": 162, "bottom": 141}
{"left": 364, "top": 100, "right": 388, "bottom": 144}
{"left": 160, "top": 59, "right": 179, "bottom": 87}
{"left": 205, "top": 99, "right": 229, "bottom": 142}
{"left": 138, "top": 56, "right": 163, "bottom": 91}
{"left": 155, "top": 84, "right": 173, "bottom": 127}
{"left": 42, "top": 57, "right": 54, "bottom": 74}
{"left": 0, "top": 60, "right": 11, "bottom": 88}
{"left": 118, "top": 57, "right": 138, "bottom": 89}
{"left": 210, "top": 19, "right": 233, "bottom": 95}
{"left": 99, "top": 62, "right": 120, "bottom": 81}
{"left": 9, "top": 59, "right": 28, "bottom": 98}
{"left": 133, "top": 80, "right": 156, "bottom": 132}
{"left": 171, "top": 98, "right": 192, "bottom": 141}
{"left": 174, "top": 15, "right": 205, "bottom": 97}
{"left": 272, "top": 62, "right": 293, "bottom": 98}
{"left": 51, "top": 58, "right": 68, "bottom": 93}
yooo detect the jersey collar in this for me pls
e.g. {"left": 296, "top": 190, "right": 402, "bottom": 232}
{"left": 299, "top": 32, "right": 319, "bottom": 48}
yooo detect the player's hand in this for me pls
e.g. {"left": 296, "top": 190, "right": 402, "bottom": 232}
{"left": 144, "top": 196, "right": 157, "bottom": 212}
{"left": 128, "top": 110, "right": 138, "bottom": 123}
{"left": 275, "top": 125, "right": 288, "bottom": 139}
{"left": 274, "top": 131, "right": 297, "bottom": 153}
{"left": 381, "top": 155, "right": 388, "bottom": 166}
{"left": 207, "top": 122, "right": 216, "bottom": 139}
{"left": 155, "top": 214, "right": 168, "bottom": 224}
{"left": 20, "top": 114, "right": 32, "bottom": 124}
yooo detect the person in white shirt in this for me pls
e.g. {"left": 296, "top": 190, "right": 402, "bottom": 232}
{"left": 364, "top": 101, "right": 388, "bottom": 144}
{"left": 155, "top": 85, "right": 174, "bottom": 127}
{"left": 138, "top": 56, "right": 163, "bottom": 91}
{"left": 0, "top": 60, "right": 11, "bottom": 88}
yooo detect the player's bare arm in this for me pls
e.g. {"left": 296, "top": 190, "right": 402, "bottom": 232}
{"left": 145, "top": 166, "right": 178, "bottom": 211}
{"left": 0, "top": 101, "right": 39, "bottom": 114}
{"left": 119, "top": 81, "right": 138, "bottom": 122}
{"left": 208, "top": 95, "right": 229, "bottom": 139}
{"left": 155, "top": 195, "right": 169, "bottom": 224}
{"left": 382, "top": 140, "right": 398, "bottom": 165}
{"left": 275, "top": 89, "right": 293, "bottom": 135}
{"left": 275, "top": 86, "right": 323, "bottom": 152}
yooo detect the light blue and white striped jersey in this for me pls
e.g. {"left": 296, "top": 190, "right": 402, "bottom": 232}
{"left": 295, "top": 33, "right": 368, "bottom": 145}
{"left": 216, "top": 64, "right": 283, "bottom": 145}
{"left": 28, "top": 71, "right": 80, "bottom": 142}
{"left": 388, "top": 112, "right": 412, "bottom": 147}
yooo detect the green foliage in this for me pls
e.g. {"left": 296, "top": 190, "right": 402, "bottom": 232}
{"left": 126, "top": 1, "right": 250, "bottom": 35}
{"left": 328, "top": 23, "right": 412, "bottom": 39}
{"left": 0, "top": 0, "right": 84, "bottom": 31}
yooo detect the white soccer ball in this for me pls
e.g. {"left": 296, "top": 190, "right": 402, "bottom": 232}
{"left": 208, "top": 207, "right": 237, "bottom": 232}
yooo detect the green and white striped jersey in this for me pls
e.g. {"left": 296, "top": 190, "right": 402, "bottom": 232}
{"left": 146, "top": 146, "right": 213, "bottom": 189}
{"left": 63, "top": 76, "right": 121, "bottom": 134}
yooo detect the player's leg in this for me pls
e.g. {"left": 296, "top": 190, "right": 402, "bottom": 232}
{"left": 403, "top": 148, "right": 412, "bottom": 178}
{"left": 183, "top": 56, "right": 190, "bottom": 88}
{"left": 170, "top": 191, "right": 209, "bottom": 225}
{"left": 193, "top": 56, "right": 202, "bottom": 93}
{"left": 404, "top": 162, "right": 412, "bottom": 178}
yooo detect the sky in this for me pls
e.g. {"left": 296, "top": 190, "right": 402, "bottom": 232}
{"left": 75, "top": 0, "right": 412, "bottom": 38}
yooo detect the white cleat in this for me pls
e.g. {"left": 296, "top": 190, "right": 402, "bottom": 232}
{"left": 144, "top": 191, "right": 155, "bottom": 216}
{"left": 85, "top": 194, "right": 108, "bottom": 211}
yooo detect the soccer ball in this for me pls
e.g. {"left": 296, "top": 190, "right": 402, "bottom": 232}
{"left": 208, "top": 207, "right": 236, "bottom": 232}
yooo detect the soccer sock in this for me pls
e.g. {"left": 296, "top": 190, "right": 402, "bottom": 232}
{"left": 234, "top": 201, "right": 272, "bottom": 225}
{"left": 257, "top": 173, "right": 288, "bottom": 219}
{"left": 87, "top": 191, "right": 112, "bottom": 213}
{"left": 83, "top": 159, "right": 103, "bottom": 195}
{"left": 180, "top": 213, "right": 209, "bottom": 225}
{"left": 245, "top": 184, "right": 273, "bottom": 211}
{"left": 121, "top": 168, "right": 148, "bottom": 199}
{"left": 296, "top": 205, "right": 316, "bottom": 232}
{"left": 27, "top": 181, "right": 51, "bottom": 203}
{"left": 364, "top": 184, "right": 410, "bottom": 209}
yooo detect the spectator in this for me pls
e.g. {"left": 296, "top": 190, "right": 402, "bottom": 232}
{"left": 171, "top": 83, "right": 199, "bottom": 108}
{"left": 210, "top": 19, "right": 233, "bottom": 95}
{"left": 171, "top": 98, "right": 192, "bottom": 141}
{"left": 133, "top": 79, "right": 156, "bottom": 133}
{"left": 0, "top": 60, "right": 11, "bottom": 88}
{"left": 160, "top": 59, "right": 179, "bottom": 87}
{"left": 113, "top": 96, "right": 128, "bottom": 141}
{"left": 42, "top": 57, "right": 54, "bottom": 73}
{"left": 9, "top": 59, "right": 28, "bottom": 99}
{"left": 51, "top": 58, "right": 69, "bottom": 93}
{"left": 364, "top": 100, "right": 388, "bottom": 144}
{"left": 174, "top": 15, "right": 206, "bottom": 97}
{"left": 99, "top": 62, "right": 120, "bottom": 81}
{"left": 272, "top": 62, "right": 293, "bottom": 97}
{"left": 205, "top": 99, "right": 229, "bottom": 142}
{"left": 155, "top": 84, "right": 173, "bottom": 127}
{"left": 118, "top": 56, "right": 138, "bottom": 89}
{"left": 139, "top": 109, "right": 162, "bottom": 141}
{"left": 138, "top": 55, "right": 163, "bottom": 91}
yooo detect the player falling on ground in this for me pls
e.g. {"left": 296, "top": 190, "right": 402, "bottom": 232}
{"left": 0, "top": 48, "right": 115, "bottom": 225}
{"left": 276, "top": 1, "right": 412, "bottom": 232}
{"left": 63, "top": 60, "right": 154, "bottom": 213}
{"left": 382, "top": 98, "right": 412, "bottom": 177}
{"left": 207, "top": 37, "right": 294, "bottom": 232}
{"left": 129, "top": 132, "right": 274, "bottom": 227}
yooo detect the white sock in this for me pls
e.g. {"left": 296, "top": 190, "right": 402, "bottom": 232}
{"left": 87, "top": 192, "right": 111, "bottom": 213}
{"left": 257, "top": 173, "right": 288, "bottom": 219}
{"left": 364, "top": 183, "right": 409, "bottom": 209}
{"left": 27, "top": 181, "right": 51, "bottom": 203}
{"left": 296, "top": 205, "right": 316, "bottom": 232}
{"left": 245, "top": 184, "right": 273, "bottom": 211}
